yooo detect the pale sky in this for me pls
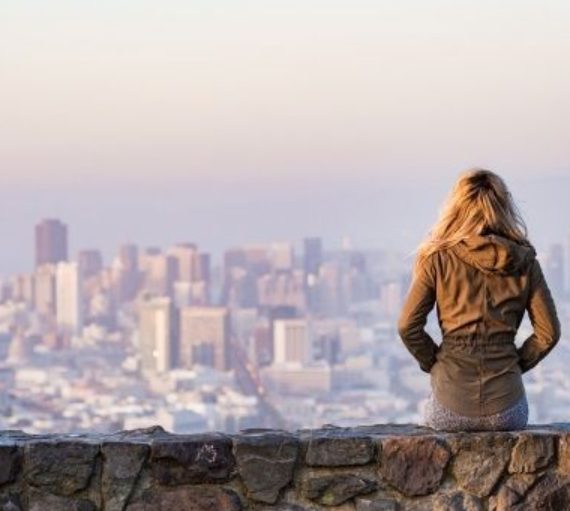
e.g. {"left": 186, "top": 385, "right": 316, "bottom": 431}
{"left": 0, "top": 1, "right": 568, "bottom": 272}
{"left": 2, "top": 0, "right": 569, "bottom": 184}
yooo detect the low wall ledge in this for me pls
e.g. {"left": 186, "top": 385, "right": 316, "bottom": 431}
{"left": 1, "top": 423, "right": 570, "bottom": 510}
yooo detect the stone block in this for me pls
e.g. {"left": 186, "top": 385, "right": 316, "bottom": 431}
{"left": 233, "top": 431, "right": 299, "bottom": 503}
{"left": 378, "top": 436, "right": 450, "bottom": 497}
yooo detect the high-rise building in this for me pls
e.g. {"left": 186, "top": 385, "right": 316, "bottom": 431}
{"left": 167, "top": 243, "right": 199, "bottom": 282}
{"left": 119, "top": 244, "right": 139, "bottom": 272}
{"left": 138, "top": 296, "right": 178, "bottom": 373}
{"left": 34, "top": 263, "right": 57, "bottom": 317}
{"left": 9, "top": 273, "right": 34, "bottom": 307}
{"left": 179, "top": 306, "right": 231, "bottom": 371}
{"left": 35, "top": 218, "right": 68, "bottom": 267}
{"left": 272, "top": 318, "right": 312, "bottom": 366}
{"left": 270, "top": 242, "right": 294, "bottom": 271}
{"left": 317, "top": 261, "right": 343, "bottom": 316}
{"left": 56, "top": 261, "right": 83, "bottom": 335}
{"left": 139, "top": 251, "right": 177, "bottom": 297}
{"left": 116, "top": 244, "right": 142, "bottom": 302}
{"left": 257, "top": 270, "right": 306, "bottom": 310}
{"left": 303, "top": 237, "right": 323, "bottom": 276}
{"left": 303, "top": 237, "right": 323, "bottom": 312}
{"left": 78, "top": 249, "right": 103, "bottom": 279}
{"left": 197, "top": 252, "right": 211, "bottom": 283}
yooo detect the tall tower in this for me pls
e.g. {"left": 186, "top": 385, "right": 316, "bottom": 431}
{"left": 138, "top": 296, "right": 178, "bottom": 374}
{"left": 35, "top": 219, "right": 68, "bottom": 268}
{"left": 303, "top": 237, "right": 322, "bottom": 276}
{"left": 56, "top": 261, "right": 83, "bottom": 335}
{"left": 303, "top": 237, "right": 323, "bottom": 312}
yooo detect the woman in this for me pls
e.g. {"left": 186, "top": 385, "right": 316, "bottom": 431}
{"left": 397, "top": 168, "right": 561, "bottom": 431}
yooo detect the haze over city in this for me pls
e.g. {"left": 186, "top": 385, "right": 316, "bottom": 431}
{"left": 0, "top": 1, "right": 569, "bottom": 436}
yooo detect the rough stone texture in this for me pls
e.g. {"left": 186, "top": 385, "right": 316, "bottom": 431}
{"left": 23, "top": 440, "right": 99, "bottom": 496}
{"left": 304, "top": 432, "right": 376, "bottom": 467}
{"left": 517, "top": 473, "right": 570, "bottom": 510}
{"left": 558, "top": 433, "right": 570, "bottom": 475}
{"left": 301, "top": 473, "right": 377, "bottom": 505}
{"left": 258, "top": 505, "right": 309, "bottom": 511}
{"left": 378, "top": 436, "right": 451, "bottom": 496}
{"left": 450, "top": 434, "right": 513, "bottom": 497}
{"left": 28, "top": 488, "right": 96, "bottom": 511}
{"left": 0, "top": 493, "right": 22, "bottom": 511}
{"left": 433, "top": 491, "right": 483, "bottom": 511}
{"left": 355, "top": 498, "right": 400, "bottom": 510}
{"left": 0, "top": 445, "right": 22, "bottom": 486}
{"left": 150, "top": 432, "right": 235, "bottom": 485}
{"left": 508, "top": 433, "right": 554, "bottom": 473}
{"left": 489, "top": 473, "right": 539, "bottom": 511}
{"left": 101, "top": 441, "right": 149, "bottom": 511}
{"left": 126, "top": 485, "right": 243, "bottom": 511}
{"left": 3, "top": 424, "right": 570, "bottom": 510}
{"left": 234, "top": 430, "right": 299, "bottom": 503}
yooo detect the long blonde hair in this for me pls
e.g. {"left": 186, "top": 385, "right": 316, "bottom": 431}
{"left": 413, "top": 168, "right": 532, "bottom": 277}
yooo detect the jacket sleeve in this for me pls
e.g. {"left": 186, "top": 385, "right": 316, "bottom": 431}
{"left": 516, "top": 259, "right": 561, "bottom": 373}
{"left": 397, "top": 254, "right": 439, "bottom": 373}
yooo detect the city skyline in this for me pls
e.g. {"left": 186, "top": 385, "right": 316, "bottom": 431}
{"left": 0, "top": 213, "right": 567, "bottom": 435}
{"left": 0, "top": 172, "right": 568, "bottom": 275}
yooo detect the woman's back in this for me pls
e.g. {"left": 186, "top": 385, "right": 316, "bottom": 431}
{"left": 398, "top": 232, "right": 561, "bottom": 418}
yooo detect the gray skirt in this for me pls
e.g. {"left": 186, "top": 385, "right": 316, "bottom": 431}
{"left": 422, "top": 390, "right": 529, "bottom": 432}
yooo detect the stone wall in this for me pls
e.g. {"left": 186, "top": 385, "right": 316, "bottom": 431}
{"left": 1, "top": 423, "right": 570, "bottom": 510}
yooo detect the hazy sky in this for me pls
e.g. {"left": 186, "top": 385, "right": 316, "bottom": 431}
{"left": 0, "top": 1, "right": 568, "bottom": 272}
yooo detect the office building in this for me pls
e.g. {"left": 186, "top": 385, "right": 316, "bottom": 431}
{"left": 56, "top": 261, "right": 83, "bottom": 335}
{"left": 35, "top": 218, "right": 68, "bottom": 267}
{"left": 167, "top": 243, "right": 199, "bottom": 282}
{"left": 179, "top": 306, "right": 231, "bottom": 371}
{"left": 273, "top": 317, "right": 312, "bottom": 366}
{"left": 34, "top": 263, "right": 57, "bottom": 317}
{"left": 138, "top": 296, "right": 178, "bottom": 373}
{"left": 78, "top": 249, "right": 103, "bottom": 279}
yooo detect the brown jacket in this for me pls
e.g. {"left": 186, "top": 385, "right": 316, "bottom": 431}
{"left": 397, "top": 233, "right": 561, "bottom": 417}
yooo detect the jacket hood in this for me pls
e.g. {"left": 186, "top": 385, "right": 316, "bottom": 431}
{"left": 450, "top": 233, "right": 536, "bottom": 275}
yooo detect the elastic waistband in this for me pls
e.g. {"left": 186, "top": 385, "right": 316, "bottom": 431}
{"left": 442, "top": 332, "right": 515, "bottom": 345}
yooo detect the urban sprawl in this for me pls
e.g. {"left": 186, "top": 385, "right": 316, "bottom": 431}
{"left": 0, "top": 219, "right": 568, "bottom": 434}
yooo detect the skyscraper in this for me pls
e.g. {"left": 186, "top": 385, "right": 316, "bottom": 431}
{"left": 303, "top": 237, "right": 323, "bottom": 276}
{"left": 270, "top": 242, "right": 294, "bottom": 271}
{"left": 303, "top": 237, "right": 323, "bottom": 312}
{"left": 78, "top": 249, "right": 103, "bottom": 279}
{"left": 138, "top": 296, "right": 179, "bottom": 373}
{"left": 116, "top": 243, "right": 141, "bottom": 303}
{"left": 35, "top": 219, "right": 68, "bottom": 267}
{"left": 119, "top": 244, "right": 139, "bottom": 272}
{"left": 179, "top": 306, "right": 231, "bottom": 371}
{"left": 34, "top": 263, "right": 57, "bottom": 317}
{"left": 167, "top": 243, "right": 199, "bottom": 282}
{"left": 56, "top": 261, "right": 83, "bottom": 335}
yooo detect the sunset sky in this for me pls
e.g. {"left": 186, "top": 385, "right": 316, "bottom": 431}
{"left": 0, "top": 1, "right": 568, "bottom": 271}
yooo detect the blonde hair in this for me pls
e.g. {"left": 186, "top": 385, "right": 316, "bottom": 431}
{"left": 413, "top": 168, "right": 532, "bottom": 277}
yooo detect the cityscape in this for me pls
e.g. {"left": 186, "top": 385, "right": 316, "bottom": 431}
{"left": 0, "top": 218, "right": 567, "bottom": 434}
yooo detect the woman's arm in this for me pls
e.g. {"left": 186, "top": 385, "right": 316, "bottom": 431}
{"left": 516, "top": 259, "right": 561, "bottom": 373}
{"left": 397, "top": 254, "right": 439, "bottom": 373}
